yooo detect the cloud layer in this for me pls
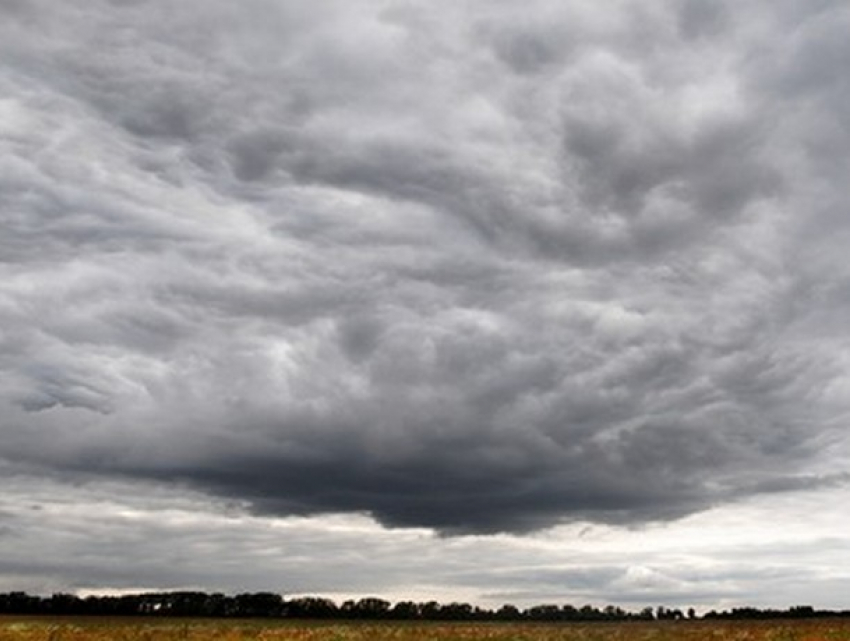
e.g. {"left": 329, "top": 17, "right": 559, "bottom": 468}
{"left": 2, "top": 0, "right": 850, "bottom": 535}
{"left": 2, "top": 472, "right": 850, "bottom": 610}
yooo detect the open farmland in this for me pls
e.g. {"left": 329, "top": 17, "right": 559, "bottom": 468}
{"left": 3, "top": 618, "right": 850, "bottom": 641}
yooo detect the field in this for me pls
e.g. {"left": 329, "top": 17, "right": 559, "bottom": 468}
{"left": 3, "top": 618, "right": 850, "bottom": 641}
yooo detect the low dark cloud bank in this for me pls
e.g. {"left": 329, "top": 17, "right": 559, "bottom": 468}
{"left": 2, "top": 0, "right": 849, "bottom": 534}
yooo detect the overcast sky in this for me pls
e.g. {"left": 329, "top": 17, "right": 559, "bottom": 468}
{"left": 2, "top": 0, "right": 850, "bottom": 611}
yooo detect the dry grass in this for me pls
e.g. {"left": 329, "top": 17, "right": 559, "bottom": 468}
{"left": 2, "top": 617, "right": 850, "bottom": 641}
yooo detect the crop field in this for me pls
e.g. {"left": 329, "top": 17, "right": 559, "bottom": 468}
{"left": 2, "top": 618, "right": 850, "bottom": 641}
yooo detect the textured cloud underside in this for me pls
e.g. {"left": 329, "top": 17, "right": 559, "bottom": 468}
{"left": 2, "top": 0, "right": 850, "bottom": 533}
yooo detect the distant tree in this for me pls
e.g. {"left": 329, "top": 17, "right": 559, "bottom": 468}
{"left": 656, "top": 606, "right": 683, "bottom": 620}
{"left": 439, "top": 602, "right": 474, "bottom": 620}
{"left": 47, "top": 593, "right": 82, "bottom": 615}
{"left": 284, "top": 597, "right": 338, "bottom": 619}
{"left": 579, "top": 604, "right": 602, "bottom": 621}
{"left": 389, "top": 600, "right": 421, "bottom": 620}
{"left": 561, "top": 604, "right": 579, "bottom": 620}
{"left": 495, "top": 604, "right": 520, "bottom": 620}
{"left": 638, "top": 606, "right": 655, "bottom": 621}
{"left": 420, "top": 601, "right": 441, "bottom": 619}
{"left": 527, "top": 604, "right": 561, "bottom": 621}
{"left": 603, "top": 605, "right": 626, "bottom": 620}
{"left": 233, "top": 592, "right": 283, "bottom": 617}
{"left": 202, "top": 593, "right": 228, "bottom": 617}
{"left": 352, "top": 597, "right": 390, "bottom": 619}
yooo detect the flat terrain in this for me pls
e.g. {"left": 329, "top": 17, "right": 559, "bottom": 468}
{"left": 2, "top": 617, "right": 850, "bottom": 641}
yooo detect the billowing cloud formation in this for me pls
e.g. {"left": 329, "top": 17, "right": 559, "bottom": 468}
{"left": 2, "top": 0, "right": 849, "bottom": 534}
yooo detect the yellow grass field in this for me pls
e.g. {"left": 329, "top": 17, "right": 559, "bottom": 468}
{"left": 3, "top": 617, "right": 850, "bottom": 641}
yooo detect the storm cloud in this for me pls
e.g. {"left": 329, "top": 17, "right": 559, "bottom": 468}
{"left": 2, "top": 0, "right": 850, "bottom": 539}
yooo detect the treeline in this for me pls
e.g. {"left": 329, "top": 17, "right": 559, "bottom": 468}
{"left": 703, "top": 605, "right": 850, "bottom": 620}
{"left": 0, "top": 592, "right": 847, "bottom": 621}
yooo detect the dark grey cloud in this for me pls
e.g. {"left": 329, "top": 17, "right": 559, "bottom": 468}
{"left": 1, "top": 0, "right": 849, "bottom": 542}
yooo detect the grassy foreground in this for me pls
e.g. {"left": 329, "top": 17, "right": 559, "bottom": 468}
{"left": 2, "top": 617, "right": 850, "bottom": 641}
